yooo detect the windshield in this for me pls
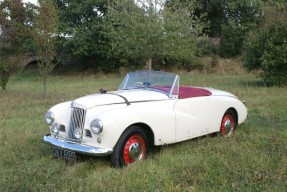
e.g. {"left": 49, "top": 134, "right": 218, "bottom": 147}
{"left": 118, "top": 71, "right": 179, "bottom": 98}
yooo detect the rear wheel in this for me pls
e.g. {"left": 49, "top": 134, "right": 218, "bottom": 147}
{"left": 220, "top": 109, "right": 237, "bottom": 137}
{"left": 111, "top": 126, "right": 148, "bottom": 167}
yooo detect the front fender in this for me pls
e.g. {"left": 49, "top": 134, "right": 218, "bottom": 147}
{"left": 95, "top": 100, "right": 177, "bottom": 148}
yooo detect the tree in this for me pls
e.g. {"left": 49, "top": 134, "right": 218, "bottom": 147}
{"left": 244, "top": 20, "right": 287, "bottom": 86}
{"left": 219, "top": 21, "right": 246, "bottom": 57}
{"left": 0, "top": 0, "right": 28, "bottom": 92}
{"left": 262, "top": 0, "right": 287, "bottom": 10}
{"left": 33, "top": 0, "right": 58, "bottom": 98}
{"left": 55, "top": 0, "right": 114, "bottom": 71}
{"left": 105, "top": 0, "right": 205, "bottom": 70}
{"left": 193, "top": 0, "right": 263, "bottom": 37}
{"left": 56, "top": 0, "right": 109, "bottom": 56}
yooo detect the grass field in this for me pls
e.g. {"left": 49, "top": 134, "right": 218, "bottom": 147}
{"left": 0, "top": 71, "right": 286, "bottom": 191}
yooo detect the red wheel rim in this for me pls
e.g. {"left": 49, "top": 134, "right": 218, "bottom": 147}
{"left": 221, "top": 114, "right": 235, "bottom": 137}
{"left": 123, "top": 134, "right": 146, "bottom": 165}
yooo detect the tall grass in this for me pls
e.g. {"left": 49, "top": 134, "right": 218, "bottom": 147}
{"left": 0, "top": 71, "right": 286, "bottom": 191}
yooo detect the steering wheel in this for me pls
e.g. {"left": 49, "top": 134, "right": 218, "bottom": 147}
{"left": 135, "top": 82, "right": 151, "bottom": 87}
{"left": 135, "top": 82, "right": 144, "bottom": 87}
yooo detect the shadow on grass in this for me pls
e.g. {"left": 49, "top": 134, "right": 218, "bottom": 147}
{"left": 148, "top": 134, "right": 216, "bottom": 157}
{"left": 43, "top": 134, "right": 215, "bottom": 168}
{"left": 51, "top": 153, "right": 111, "bottom": 167}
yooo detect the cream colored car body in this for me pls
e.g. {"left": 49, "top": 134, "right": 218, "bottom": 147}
{"left": 43, "top": 71, "right": 247, "bottom": 160}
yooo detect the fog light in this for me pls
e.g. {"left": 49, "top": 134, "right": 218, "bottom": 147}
{"left": 74, "top": 127, "right": 82, "bottom": 140}
{"left": 50, "top": 123, "right": 59, "bottom": 135}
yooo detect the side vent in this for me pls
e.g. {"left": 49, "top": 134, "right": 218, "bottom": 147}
{"left": 86, "top": 130, "right": 92, "bottom": 137}
{"left": 59, "top": 125, "right": 66, "bottom": 132}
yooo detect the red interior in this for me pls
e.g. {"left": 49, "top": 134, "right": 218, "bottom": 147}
{"left": 179, "top": 86, "right": 212, "bottom": 99}
{"left": 153, "top": 86, "right": 212, "bottom": 99}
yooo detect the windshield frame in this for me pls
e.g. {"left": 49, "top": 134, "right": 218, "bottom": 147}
{"left": 118, "top": 71, "right": 179, "bottom": 98}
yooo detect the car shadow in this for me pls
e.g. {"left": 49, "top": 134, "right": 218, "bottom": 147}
{"left": 54, "top": 134, "right": 219, "bottom": 167}
{"left": 148, "top": 134, "right": 215, "bottom": 156}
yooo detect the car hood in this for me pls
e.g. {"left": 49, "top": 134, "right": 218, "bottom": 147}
{"left": 72, "top": 89, "right": 169, "bottom": 109}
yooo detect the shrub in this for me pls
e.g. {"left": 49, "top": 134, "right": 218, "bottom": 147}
{"left": 195, "top": 37, "right": 217, "bottom": 56}
{"left": 244, "top": 20, "right": 287, "bottom": 86}
{"left": 0, "top": 64, "right": 11, "bottom": 92}
{"left": 219, "top": 22, "right": 246, "bottom": 58}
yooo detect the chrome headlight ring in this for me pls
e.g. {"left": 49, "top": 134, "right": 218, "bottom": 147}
{"left": 45, "top": 111, "right": 54, "bottom": 125}
{"left": 90, "top": 119, "right": 103, "bottom": 134}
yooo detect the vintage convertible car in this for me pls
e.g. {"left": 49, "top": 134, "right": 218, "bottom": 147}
{"left": 43, "top": 70, "right": 247, "bottom": 167}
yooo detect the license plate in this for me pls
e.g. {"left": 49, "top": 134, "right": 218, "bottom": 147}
{"left": 52, "top": 147, "right": 76, "bottom": 161}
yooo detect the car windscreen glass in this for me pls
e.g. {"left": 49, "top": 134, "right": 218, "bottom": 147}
{"left": 118, "top": 71, "right": 178, "bottom": 96}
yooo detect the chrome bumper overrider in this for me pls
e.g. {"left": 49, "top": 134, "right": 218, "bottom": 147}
{"left": 43, "top": 134, "right": 113, "bottom": 156}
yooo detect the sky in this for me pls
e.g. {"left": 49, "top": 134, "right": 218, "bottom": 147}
{"left": 23, "top": 0, "right": 37, "bottom": 4}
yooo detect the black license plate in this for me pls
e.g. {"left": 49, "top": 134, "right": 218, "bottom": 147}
{"left": 52, "top": 147, "right": 76, "bottom": 161}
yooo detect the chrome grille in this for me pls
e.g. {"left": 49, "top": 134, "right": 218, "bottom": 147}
{"left": 68, "top": 107, "right": 86, "bottom": 140}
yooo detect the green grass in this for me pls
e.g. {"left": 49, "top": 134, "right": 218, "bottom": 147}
{"left": 0, "top": 72, "right": 286, "bottom": 191}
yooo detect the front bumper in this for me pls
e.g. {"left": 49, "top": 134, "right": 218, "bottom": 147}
{"left": 43, "top": 134, "right": 113, "bottom": 156}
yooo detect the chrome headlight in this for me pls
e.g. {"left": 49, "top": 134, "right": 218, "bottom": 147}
{"left": 50, "top": 123, "right": 59, "bottom": 135}
{"left": 74, "top": 127, "right": 82, "bottom": 140}
{"left": 90, "top": 119, "right": 103, "bottom": 134}
{"left": 45, "top": 111, "right": 54, "bottom": 125}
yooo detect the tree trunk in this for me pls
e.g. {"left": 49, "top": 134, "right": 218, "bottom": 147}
{"left": 0, "top": 72, "right": 9, "bottom": 94}
{"left": 43, "top": 76, "right": 47, "bottom": 99}
{"left": 146, "top": 58, "right": 152, "bottom": 70}
{"left": 2, "top": 88, "right": 7, "bottom": 94}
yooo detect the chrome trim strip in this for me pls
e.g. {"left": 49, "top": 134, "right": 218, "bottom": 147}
{"left": 124, "top": 74, "right": 129, "bottom": 88}
{"left": 106, "top": 93, "right": 130, "bottom": 105}
{"left": 86, "top": 99, "right": 167, "bottom": 108}
{"left": 43, "top": 134, "right": 113, "bottom": 156}
{"left": 169, "top": 75, "right": 179, "bottom": 98}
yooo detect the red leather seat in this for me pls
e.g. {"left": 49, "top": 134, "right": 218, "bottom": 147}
{"left": 179, "top": 86, "right": 211, "bottom": 99}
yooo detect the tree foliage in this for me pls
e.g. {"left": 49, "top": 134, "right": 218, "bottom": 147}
{"left": 54, "top": 0, "right": 117, "bottom": 71}
{"left": 56, "top": 0, "right": 109, "bottom": 56}
{"left": 33, "top": 0, "right": 58, "bottom": 98}
{"left": 0, "top": 0, "right": 28, "bottom": 92}
{"left": 193, "top": 0, "right": 263, "bottom": 37}
{"left": 244, "top": 20, "right": 287, "bottom": 86}
{"left": 262, "top": 0, "right": 287, "bottom": 10}
{"left": 219, "top": 21, "right": 246, "bottom": 57}
{"left": 166, "top": 0, "right": 263, "bottom": 58}
{"left": 105, "top": 0, "right": 205, "bottom": 70}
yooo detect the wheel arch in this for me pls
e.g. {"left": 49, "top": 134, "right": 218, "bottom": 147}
{"left": 227, "top": 107, "right": 238, "bottom": 125}
{"left": 127, "top": 123, "right": 154, "bottom": 147}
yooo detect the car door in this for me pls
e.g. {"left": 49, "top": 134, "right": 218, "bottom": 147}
{"left": 174, "top": 97, "right": 212, "bottom": 141}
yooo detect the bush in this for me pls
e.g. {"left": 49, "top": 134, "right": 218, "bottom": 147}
{"left": 244, "top": 20, "right": 287, "bottom": 86}
{"left": 219, "top": 22, "right": 246, "bottom": 58}
{"left": 0, "top": 64, "right": 12, "bottom": 92}
{"left": 195, "top": 38, "right": 217, "bottom": 56}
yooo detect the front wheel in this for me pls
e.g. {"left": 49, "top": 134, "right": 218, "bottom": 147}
{"left": 111, "top": 126, "right": 148, "bottom": 167}
{"left": 220, "top": 109, "right": 237, "bottom": 137}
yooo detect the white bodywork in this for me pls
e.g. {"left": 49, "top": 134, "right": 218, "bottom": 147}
{"left": 43, "top": 71, "right": 248, "bottom": 157}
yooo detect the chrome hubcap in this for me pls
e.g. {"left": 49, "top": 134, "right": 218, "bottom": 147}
{"left": 224, "top": 119, "right": 232, "bottom": 131}
{"left": 128, "top": 142, "right": 142, "bottom": 160}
